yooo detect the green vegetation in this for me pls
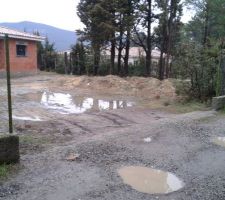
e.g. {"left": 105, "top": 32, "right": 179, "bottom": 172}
{"left": 20, "top": 135, "right": 50, "bottom": 145}
{"left": 220, "top": 106, "right": 225, "bottom": 115}
{"left": 172, "top": 0, "right": 225, "bottom": 100}
{"left": 162, "top": 101, "right": 208, "bottom": 114}
{"left": 0, "top": 164, "right": 9, "bottom": 178}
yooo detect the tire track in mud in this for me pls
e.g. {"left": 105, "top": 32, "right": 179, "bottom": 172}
{"left": 56, "top": 112, "right": 133, "bottom": 136}
{"left": 90, "top": 112, "right": 135, "bottom": 127}
{"left": 61, "top": 119, "right": 92, "bottom": 133}
{"left": 105, "top": 112, "right": 136, "bottom": 124}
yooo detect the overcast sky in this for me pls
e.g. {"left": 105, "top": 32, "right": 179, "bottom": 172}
{"left": 1, "top": 0, "right": 193, "bottom": 31}
{"left": 1, "top": 0, "right": 82, "bottom": 31}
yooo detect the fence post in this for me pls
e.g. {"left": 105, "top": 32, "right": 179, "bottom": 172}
{"left": 4, "top": 34, "right": 13, "bottom": 133}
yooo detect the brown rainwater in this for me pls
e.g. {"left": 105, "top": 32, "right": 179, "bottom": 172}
{"left": 118, "top": 166, "right": 184, "bottom": 194}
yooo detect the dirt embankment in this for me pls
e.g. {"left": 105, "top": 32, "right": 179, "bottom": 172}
{"left": 51, "top": 75, "right": 177, "bottom": 100}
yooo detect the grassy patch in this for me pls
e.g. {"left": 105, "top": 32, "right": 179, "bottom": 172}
{"left": 165, "top": 101, "right": 209, "bottom": 114}
{"left": 19, "top": 135, "right": 53, "bottom": 155}
{"left": 20, "top": 135, "right": 50, "bottom": 145}
{"left": 20, "top": 135, "right": 37, "bottom": 144}
{"left": 0, "top": 164, "right": 9, "bottom": 178}
{"left": 219, "top": 106, "right": 225, "bottom": 115}
{"left": 139, "top": 99, "right": 209, "bottom": 114}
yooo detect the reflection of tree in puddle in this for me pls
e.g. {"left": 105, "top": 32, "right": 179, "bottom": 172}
{"left": 40, "top": 91, "right": 135, "bottom": 114}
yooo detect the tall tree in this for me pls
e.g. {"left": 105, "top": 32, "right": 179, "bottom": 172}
{"left": 43, "top": 38, "right": 56, "bottom": 71}
{"left": 123, "top": 0, "right": 139, "bottom": 76}
{"left": 133, "top": 0, "right": 154, "bottom": 76}
{"left": 155, "top": 0, "right": 182, "bottom": 80}
{"left": 77, "top": 0, "right": 111, "bottom": 75}
{"left": 101, "top": 0, "right": 118, "bottom": 75}
{"left": 33, "top": 31, "right": 45, "bottom": 70}
{"left": 71, "top": 42, "right": 86, "bottom": 75}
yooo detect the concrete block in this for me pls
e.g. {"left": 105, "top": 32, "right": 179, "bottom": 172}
{"left": 212, "top": 95, "right": 225, "bottom": 110}
{"left": 0, "top": 135, "right": 20, "bottom": 164}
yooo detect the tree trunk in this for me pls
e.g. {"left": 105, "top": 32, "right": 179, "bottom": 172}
{"left": 203, "top": 2, "right": 209, "bottom": 46}
{"left": 166, "top": 0, "right": 178, "bottom": 78}
{"left": 93, "top": 48, "right": 100, "bottom": 76}
{"left": 146, "top": 0, "right": 152, "bottom": 76}
{"left": 118, "top": 29, "right": 123, "bottom": 75}
{"left": 159, "top": 51, "right": 165, "bottom": 80}
{"left": 118, "top": 47, "right": 122, "bottom": 75}
{"left": 158, "top": 0, "right": 168, "bottom": 80}
{"left": 146, "top": 50, "right": 151, "bottom": 76}
{"left": 124, "top": 30, "right": 130, "bottom": 76}
{"left": 124, "top": 0, "right": 133, "bottom": 77}
{"left": 110, "top": 37, "right": 116, "bottom": 75}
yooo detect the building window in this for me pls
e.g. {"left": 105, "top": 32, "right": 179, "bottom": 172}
{"left": 16, "top": 45, "right": 27, "bottom": 57}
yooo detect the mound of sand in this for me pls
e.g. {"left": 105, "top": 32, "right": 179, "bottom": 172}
{"left": 59, "top": 75, "right": 176, "bottom": 100}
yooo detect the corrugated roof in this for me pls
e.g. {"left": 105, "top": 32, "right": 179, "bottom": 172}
{"left": 0, "top": 26, "right": 44, "bottom": 41}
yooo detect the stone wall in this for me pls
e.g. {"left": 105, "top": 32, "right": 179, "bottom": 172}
{"left": 0, "top": 135, "right": 20, "bottom": 164}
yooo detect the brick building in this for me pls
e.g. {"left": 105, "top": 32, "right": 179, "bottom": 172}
{"left": 0, "top": 26, "right": 44, "bottom": 76}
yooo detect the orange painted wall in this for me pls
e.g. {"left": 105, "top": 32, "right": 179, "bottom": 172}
{"left": 0, "top": 40, "right": 5, "bottom": 72}
{"left": 0, "top": 39, "right": 38, "bottom": 73}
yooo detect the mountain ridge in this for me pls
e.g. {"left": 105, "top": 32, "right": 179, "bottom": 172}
{"left": 0, "top": 21, "right": 77, "bottom": 51}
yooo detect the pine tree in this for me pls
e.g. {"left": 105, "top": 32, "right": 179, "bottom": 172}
{"left": 78, "top": 0, "right": 111, "bottom": 75}
{"left": 155, "top": 0, "right": 182, "bottom": 80}
{"left": 133, "top": 0, "right": 154, "bottom": 76}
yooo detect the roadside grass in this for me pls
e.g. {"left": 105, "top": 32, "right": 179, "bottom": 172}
{"left": 0, "top": 164, "right": 9, "bottom": 179}
{"left": 20, "top": 135, "right": 51, "bottom": 145}
{"left": 164, "top": 100, "right": 209, "bottom": 114}
{"left": 219, "top": 106, "right": 225, "bottom": 115}
{"left": 19, "top": 134, "right": 54, "bottom": 155}
{"left": 139, "top": 98, "right": 209, "bottom": 114}
{"left": 20, "top": 135, "right": 38, "bottom": 144}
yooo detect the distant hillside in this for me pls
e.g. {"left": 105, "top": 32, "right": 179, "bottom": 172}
{"left": 0, "top": 21, "right": 77, "bottom": 51}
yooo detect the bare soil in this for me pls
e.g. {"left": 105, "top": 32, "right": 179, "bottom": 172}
{"left": 0, "top": 72, "right": 225, "bottom": 200}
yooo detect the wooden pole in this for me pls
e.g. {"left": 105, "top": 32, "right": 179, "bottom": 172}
{"left": 4, "top": 34, "right": 13, "bottom": 133}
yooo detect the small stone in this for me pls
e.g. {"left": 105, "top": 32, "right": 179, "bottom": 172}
{"left": 66, "top": 154, "right": 80, "bottom": 161}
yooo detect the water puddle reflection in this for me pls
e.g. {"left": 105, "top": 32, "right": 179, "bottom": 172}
{"left": 13, "top": 115, "right": 43, "bottom": 121}
{"left": 213, "top": 137, "right": 225, "bottom": 148}
{"left": 40, "top": 91, "right": 135, "bottom": 114}
{"left": 118, "top": 166, "right": 184, "bottom": 194}
{"left": 144, "top": 137, "right": 152, "bottom": 143}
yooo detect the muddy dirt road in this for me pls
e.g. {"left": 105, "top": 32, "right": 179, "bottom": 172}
{"left": 1, "top": 73, "right": 225, "bottom": 200}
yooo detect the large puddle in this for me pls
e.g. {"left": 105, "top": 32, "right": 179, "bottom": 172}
{"left": 40, "top": 91, "right": 135, "bottom": 114}
{"left": 13, "top": 91, "right": 135, "bottom": 120}
{"left": 213, "top": 137, "right": 225, "bottom": 148}
{"left": 118, "top": 166, "right": 184, "bottom": 194}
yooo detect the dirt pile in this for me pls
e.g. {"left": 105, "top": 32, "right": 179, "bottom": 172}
{"left": 61, "top": 75, "right": 176, "bottom": 100}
